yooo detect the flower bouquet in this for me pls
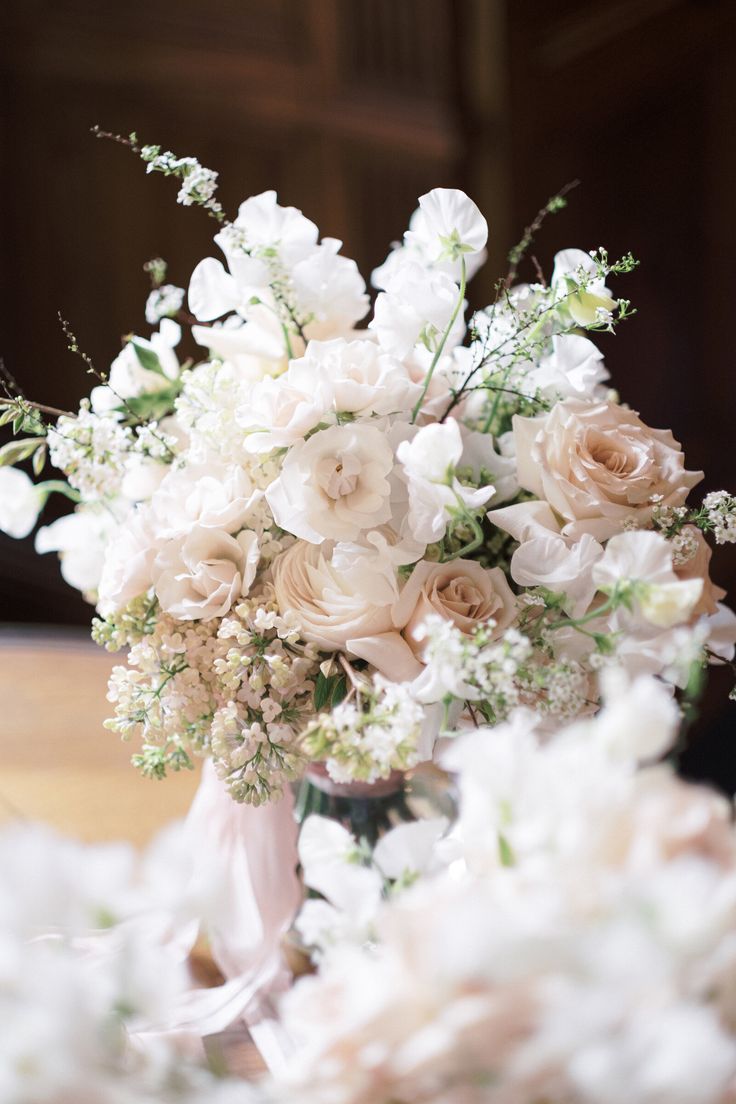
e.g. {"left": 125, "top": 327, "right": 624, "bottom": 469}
{"left": 3, "top": 130, "right": 736, "bottom": 1095}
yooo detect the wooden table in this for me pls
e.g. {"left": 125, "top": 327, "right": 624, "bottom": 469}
{"left": 0, "top": 626, "right": 201, "bottom": 844}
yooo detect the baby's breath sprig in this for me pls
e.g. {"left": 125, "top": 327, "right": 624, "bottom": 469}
{"left": 92, "top": 125, "right": 227, "bottom": 223}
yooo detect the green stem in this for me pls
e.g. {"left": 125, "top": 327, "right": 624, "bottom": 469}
{"left": 411, "top": 256, "right": 467, "bottom": 425}
{"left": 546, "top": 592, "right": 619, "bottom": 632}
{"left": 36, "top": 480, "right": 81, "bottom": 504}
{"left": 442, "top": 512, "right": 485, "bottom": 562}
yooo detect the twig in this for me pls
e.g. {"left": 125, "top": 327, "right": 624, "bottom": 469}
{"left": 505, "top": 179, "right": 580, "bottom": 288}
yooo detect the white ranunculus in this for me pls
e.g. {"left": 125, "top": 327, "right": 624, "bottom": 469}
{"left": 35, "top": 507, "right": 117, "bottom": 595}
{"left": 0, "top": 467, "right": 42, "bottom": 539}
{"left": 272, "top": 537, "right": 398, "bottom": 652}
{"left": 152, "top": 526, "right": 259, "bottom": 621}
{"left": 148, "top": 461, "right": 262, "bottom": 537}
{"left": 397, "top": 420, "right": 494, "bottom": 544}
{"left": 295, "top": 338, "right": 421, "bottom": 419}
{"left": 266, "top": 423, "right": 394, "bottom": 544}
{"left": 406, "top": 187, "right": 488, "bottom": 262}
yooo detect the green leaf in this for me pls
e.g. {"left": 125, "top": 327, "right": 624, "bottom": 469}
{"left": 498, "top": 833, "right": 515, "bottom": 867}
{"left": 0, "top": 437, "right": 44, "bottom": 467}
{"left": 313, "top": 671, "right": 348, "bottom": 713}
{"left": 131, "top": 341, "right": 164, "bottom": 375}
{"left": 313, "top": 671, "right": 331, "bottom": 712}
{"left": 32, "top": 445, "right": 46, "bottom": 476}
{"left": 121, "top": 386, "right": 180, "bottom": 423}
{"left": 330, "top": 674, "right": 348, "bottom": 708}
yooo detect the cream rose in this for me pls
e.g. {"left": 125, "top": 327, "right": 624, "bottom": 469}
{"left": 272, "top": 538, "right": 398, "bottom": 651}
{"left": 152, "top": 526, "right": 259, "bottom": 621}
{"left": 393, "top": 558, "right": 517, "bottom": 658}
{"left": 674, "top": 526, "right": 726, "bottom": 618}
{"left": 514, "top": 399, "right": 703, "bottom": 540}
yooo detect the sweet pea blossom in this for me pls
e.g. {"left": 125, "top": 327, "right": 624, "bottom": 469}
{"left": 552, "top": 247, "right": 619, "bottom": 327}
{"left": 0, "top": 466, "right": 42, "bottom": 539}
{"left": 593, "top": 530, "right": 704, "bottom": 629}
{"left": 35, "top": 506, "right": 118, "bottom": 595}
{"left": 406, "top": 187, "right": 488, "bottom": 262}
{"left": 396, "top": 420, "right": 494, "bottom": 543}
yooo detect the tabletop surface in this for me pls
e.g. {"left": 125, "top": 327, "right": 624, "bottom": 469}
{"left": 0, "top": 625, "right": 201, "bottom": 844}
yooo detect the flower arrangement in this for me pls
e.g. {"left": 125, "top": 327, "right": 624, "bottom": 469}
{"left": 3, "top": 130, "right": 736, "bottom": 1100}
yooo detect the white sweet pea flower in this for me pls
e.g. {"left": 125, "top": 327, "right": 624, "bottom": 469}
{"left": 527, "top": 333, "right": 610, "bottom": 401}
{"left": 372, "top": 816, "right": 448, "bottom": 881}
{"left": 35, "top": 506, "right": 118, "bottom": 595}
{"left": 593, "top": 530, "right": 703, "bottom": 629}
{"left": 592, "top": 667, "right": 680, "bottom": 762}
{"left": 0, "top": 466, "right": 42, "bottom": 539}
{"left": 265, "top": 423, "right": 394, "bottom": 543}
{"left": 188, "top": 191, "right": 368, "bottom": 350}
{"left": 551, "top": 248, "right": 618, "bottom": 327}
{"left": 490, "top": 500, "right": 604, "bottom": 616}
{"left": 290, "top": 238, "right": 370, "bottom": 337}
{"left": 152, "top": 526, "right": 259, "bottom": 621}
{"left": 90, "top": 320, "right": 181, "bottom": 414}
{"left": 406, "top": 187, "right": 488, "bottom": 262}
{"left": 397, "top": 421, "right": 494, "bottom": 543}
{"left": 370, "top": 261, "right": 463, "bottom": 358}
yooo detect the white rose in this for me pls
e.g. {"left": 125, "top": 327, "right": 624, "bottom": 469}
{"left": 149, "top": 462, "right": 261, "bottom": 536}
{"left": 0, "top": 467, "right": 41, "bottom": 539}
{"left": 97, "top": 507, "right": 160, "bottom": 615}
{"left": 397, "top": 421, "right": 494, "bottom": 543}
{"left": 272, "top": 537, "right": 399, "bottom": 651}
{"left": 297, "top": 338, "right": 420, "bottom": 418}
{"left": 266, "top": 423, "right": 394, "bottom": 543}
{"left": 152, "top": 526, "right": 259, "bottom": 621}
{"left": 393, "top": 558, "right": 517, "bottom": 658}
{"left": 237, "top": 367, "right": 330, "bottom": 454}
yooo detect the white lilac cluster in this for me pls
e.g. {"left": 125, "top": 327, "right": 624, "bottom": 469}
{"left": 272, "top": 674, "right": 736, "bottom": 1104}
{"left": 0, "top": 822, "right": 247, "bottom": 1104}
{"left": 301, "top": 675, "right": 425, "bottom": 784}
{"left": 2, "top": 159, "right": 736, "bottom": 802}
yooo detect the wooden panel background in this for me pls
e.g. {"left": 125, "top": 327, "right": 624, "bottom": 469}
{"left": 1, "top": 0, "right": 735, "bottom": 788}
